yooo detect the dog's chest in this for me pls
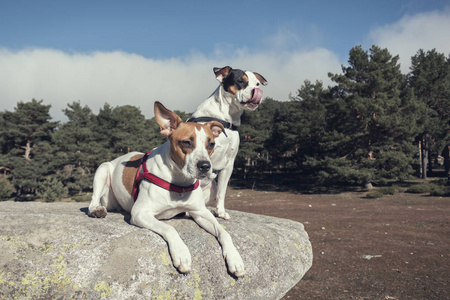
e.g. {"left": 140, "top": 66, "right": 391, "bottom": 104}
{"left": 210, "top": 130, "right": 239, "bottom": 168}
{"left": 146, "top": 188, "right": 201, "bottom": 219}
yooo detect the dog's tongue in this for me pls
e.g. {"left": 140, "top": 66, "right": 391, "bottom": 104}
{"left": 249, "top": 88, "right": 263, "bottom": 104}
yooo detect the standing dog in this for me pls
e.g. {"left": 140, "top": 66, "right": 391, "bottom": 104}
{"left": 188, "top": 66, "right": 268, "bottom": 219}
{"left": 88, "top": 101, "right": 245, "bottom": 276}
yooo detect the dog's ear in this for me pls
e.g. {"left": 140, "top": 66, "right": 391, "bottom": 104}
{"left": 154, "top": 101, "right": 182, "bottom": 137}
{"left": 213, "top": 66, "right": 232, "bottom": 83}
{"left": 206, "top": 121, "right": 225, "bottom": 138}
{"left": 253, "top": 72, "right": 268, "bottom": 86}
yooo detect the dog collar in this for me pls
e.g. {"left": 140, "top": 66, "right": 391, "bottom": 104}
{"left": 187, "top": 116, "right": 238, "bottom": 131}
{"left": 132, "top": 151, "right": 200, "bottom": 201}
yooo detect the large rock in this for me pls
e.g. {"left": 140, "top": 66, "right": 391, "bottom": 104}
{"left": 0, "top": 202, "right": 312, "bottom": 300}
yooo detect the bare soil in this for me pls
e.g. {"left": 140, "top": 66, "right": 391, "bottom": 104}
{"left": 225, "top": 186, "right": 449, "bottom": 300}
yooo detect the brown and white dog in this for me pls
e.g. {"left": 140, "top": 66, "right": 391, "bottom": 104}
{"left": 88, "top": 101, "right": 245, "bottom": 276}
{"left": 188, "top": 66, "right": 268, "bottom": 219}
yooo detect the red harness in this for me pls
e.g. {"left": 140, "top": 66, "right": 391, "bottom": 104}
{"left": 132, "top": 151, "right": 200, "bottom": 201}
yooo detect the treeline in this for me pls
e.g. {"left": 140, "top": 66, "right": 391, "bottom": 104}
{"left": 237, "top": 46, "right": 449, "bottom": 187}
{"left": 0, "top": 45, "right": 449, "bottom": 201}
{"left": 0, "top": 100, "right": 192, "bottom": 201}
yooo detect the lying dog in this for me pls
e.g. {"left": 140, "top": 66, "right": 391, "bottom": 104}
{"left": 88, "top": 101, "right": 245, "bottom": 276}
{"left": 188, "top": 66, "right": 268, "bottom": 219}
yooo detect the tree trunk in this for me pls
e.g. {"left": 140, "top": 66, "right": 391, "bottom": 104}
{"left": 443, "top": 144, "right": 450, "bottom": 183}
{"left": 422, "top": 147, "right": 428, "bottom": 180}
{"left": 22, "top": 140, "right": 32, "bottom": 161}
{"left": 419, "top": 141, "right": 422, "bottom": 178}
{"left": 421, "top": 134, "right": 431, "bottom": 180}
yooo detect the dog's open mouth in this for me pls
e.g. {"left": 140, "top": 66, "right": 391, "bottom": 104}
{"left": 244, "top": 88, "right": 263, "bottom": 110}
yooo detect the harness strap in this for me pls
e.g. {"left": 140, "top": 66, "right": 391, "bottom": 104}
{"left": 132, "top": 151, "right": 200, "bottom": 201}
{"left": 187, "top": 116, "right": 238, "bottom": 131}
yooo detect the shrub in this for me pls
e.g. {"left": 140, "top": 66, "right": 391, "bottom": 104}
{"left": 430, "top": 185, "right": 450, "bottom": 197}
{"left": 0, "top": 177, "right": 14, "bottom": 201}
{"left": 72, "top": 193, "right": 92, "bottom": 202}
{"left": 37, "top": 177, "right": 68, "bottom": 202}
{"left": 365, "top": 191, "right": 384, "bottom": 199}
{"left": 366, "top": 186, "right": 397, "bottom": 199}
{"left": 378, "top": 186, "right": 397, "bottom": 195}
{"left": 406, "top": 184, "right": 431, "bottom": 194}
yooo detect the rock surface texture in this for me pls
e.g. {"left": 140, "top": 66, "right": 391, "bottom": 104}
{"left": 0, "top": 202, "right": 312, "bottom": 300}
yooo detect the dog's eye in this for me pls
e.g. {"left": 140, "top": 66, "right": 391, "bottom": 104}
{"left": 207, "top": 142, "right": 215, "bottom": 150}
{"left": 180, "top": 140, "right": 193, "bottom": 148}
{"left": 235, "top": 79, "right": 248, "bottom": 89}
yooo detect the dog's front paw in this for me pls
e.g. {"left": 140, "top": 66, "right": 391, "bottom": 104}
{"left": 224, "top": 248, "right": 245, "bottom": 277}
{"left": 216, "top": 209, "right": 230, "bottom": 220}
{"left": 170, "top": 243, "right": 192, "bottom": 274}
{"left": 90, "top": 206, "right": 107, "bottom": 218}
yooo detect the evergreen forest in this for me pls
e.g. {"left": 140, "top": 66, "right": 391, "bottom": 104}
{"left": 1, "top": 46, "right": 449, "bottom": 201}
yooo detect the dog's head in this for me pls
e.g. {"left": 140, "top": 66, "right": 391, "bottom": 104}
{"left": 214, "top": 66, "right": 268, "bottom": 111}
{"left": 154, "top": 101, "right": 224, "bottom": 180}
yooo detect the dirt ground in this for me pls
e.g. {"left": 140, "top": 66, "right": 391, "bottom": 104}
{"left": 224, "top": 186, "right": 449, "bottom": 300}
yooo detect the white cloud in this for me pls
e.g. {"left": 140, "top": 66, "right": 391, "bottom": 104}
{"left": 368, "top": 8, "right": 450, "bottom": 73}
{"left": 0, "top": 46, "right": 341, "bottom": 122}
{"left": 1, "top": 9, "right": 448, "bottom": 122}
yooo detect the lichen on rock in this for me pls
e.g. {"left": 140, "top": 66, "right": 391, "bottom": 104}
{"left": 0, "top": 202, "right": 312, "bottom": 300}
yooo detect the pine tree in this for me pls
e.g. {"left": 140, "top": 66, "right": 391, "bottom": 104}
{"left": 53, "top": 101, "right": 97, "bottom": 195}
{"left": 409, "top": 49, "right": 450, "bottom": 178}
{"left": 237, "top": 98, "right": 280, "bottom": 178}
{"left": 91, "top": 103, "right": 116, "bottom": 162}
{"left": 0, "top": 99, "right": 58, "bottom": 198}
{"left": 53, "top": 102, "right": 169, "bottom": 196}
{"left": 305, "top": 46, "right": 423, "bottom": 185}
{"left": 109, "top": 105, "right": 156, "bottom": 154}
{"left": 289, "top": 80, "right": 329, "bottom": 170}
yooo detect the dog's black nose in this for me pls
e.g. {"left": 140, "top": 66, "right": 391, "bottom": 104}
{"left": 197, "top": 161, "right": 211, "bottom": 173}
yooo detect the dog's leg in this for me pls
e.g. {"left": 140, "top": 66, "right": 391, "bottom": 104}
{"left": 202, "top": 179, "right": 217, "bottom": 205}
{"left": 215, "top": 165, "right": 233, "bottom": 219}
{"left": 190, "top": 208, "right": 245, "bottom": 277}
{"left": 88, "top": 162, "right": 112, "bottom": 218}
{"left": 131, "top": 210, "right": 192, "bottom": 273}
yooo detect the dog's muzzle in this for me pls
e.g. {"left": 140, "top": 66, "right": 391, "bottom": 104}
{"left": 251, "top": 88, "right": 263, "bottom": 104}
{"left": 242, "top": 88, "right": 263, "bottom": 110}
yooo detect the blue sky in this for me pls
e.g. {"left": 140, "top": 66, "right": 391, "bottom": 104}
{"left": 1, "top": 0, "right": 449, "bottom": 121}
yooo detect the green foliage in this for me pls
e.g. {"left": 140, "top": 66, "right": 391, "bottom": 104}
{"left": 409, "top": 49, "right": 450, "bottom": 153}
{"left": 365, "top": 191, "right": 384, "bottom": 199}
{"left": 37, "top": 176, "right": 68, "bottom": 202}
{"left": 0, "top": 99, "right": 168, "bottom": 200}
{"left": 430, "top": 184, "right": 450, "bottom": 197}
{"left": 72, "top": 193, "right": 92, "bottom": 202}
{"left": 408, "top": 49, "right": 450, "bottom": 179}
{"left": 234, "top": 46, "right": 448, "bottom": 188}
{"left": 378, "top": 186, "right": 397, "bottom": 195}
{"left": 0, "top": 99, "right": 59, "bottom": 196}
{"left": 237, "top": 98, "right": 281, "bottom": 177}
{"left": 297, "top": 46, "right": 424, "bottom": 185}
{"left": 365, "top": 186, "right": 397, "bottom": 199}
{"left": 406, "top": 184, "right": 432, "bottom": 194}
{"left": 406, "top": 181, "right": 450, "bottom": 196}
{"left": 0, "top": 177, "right": 14, "bottom": 201}
{"left": 51, "top": 101, "right": 166, "bottom": 196}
